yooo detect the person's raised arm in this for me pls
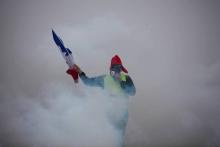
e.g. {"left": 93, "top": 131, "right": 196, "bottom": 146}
{"left": 71, "top": 64, "right": 105, "bottom": 88}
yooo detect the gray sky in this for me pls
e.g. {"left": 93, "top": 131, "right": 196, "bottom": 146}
{"left": 1, "top": 0, "right": 220, "bottom": 147}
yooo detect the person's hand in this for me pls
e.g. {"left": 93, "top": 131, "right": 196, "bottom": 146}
{"left": 74, "top": 64, "right": 82, "bottom": 74}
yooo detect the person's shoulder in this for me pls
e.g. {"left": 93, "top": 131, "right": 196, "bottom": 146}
{"left": 125, "top": 75, "right": 133, "bottom": 81}
{"left": 124, "top": 75, "right": 135, "bottom": 87}
{"left": 121, "top": 74, "right": 136, "bottom": 96}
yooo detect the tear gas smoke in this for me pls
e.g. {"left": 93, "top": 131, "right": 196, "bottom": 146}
{"left": 0, "top": 82, "right": 128, "bottom": 147}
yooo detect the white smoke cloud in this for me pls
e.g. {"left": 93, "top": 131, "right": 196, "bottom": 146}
{"left": 0, "top": 81, "right": 129, "bottom": 147}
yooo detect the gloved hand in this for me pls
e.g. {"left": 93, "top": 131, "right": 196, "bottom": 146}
{"left": 66, "top": 67, "right": 79, "bottom": 83}
{"left": 66, "top": 64, "right": 82, "bottom": 83}
{"left": 73, "top": 64, "right": 82, "bottom": 74}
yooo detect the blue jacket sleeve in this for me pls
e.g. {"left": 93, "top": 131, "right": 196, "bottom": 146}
{"left": 79, "top": 72, "right": 105, "bottom": 88}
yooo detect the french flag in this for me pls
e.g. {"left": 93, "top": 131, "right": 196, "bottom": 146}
{"left": 52, "top": 29, "right": 79, "bottom": 83}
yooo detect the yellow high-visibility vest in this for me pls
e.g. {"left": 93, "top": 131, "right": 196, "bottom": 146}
{"left": 104, "top": 75, "right": 127, "bottom": 98}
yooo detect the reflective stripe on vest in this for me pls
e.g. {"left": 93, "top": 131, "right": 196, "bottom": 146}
{"left": 104, "top": 75, "right": 127, "bottom": 98}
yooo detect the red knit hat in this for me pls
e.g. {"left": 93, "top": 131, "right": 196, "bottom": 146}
{"left": 110, "top": 55, "right": 128, "bottom": 73}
